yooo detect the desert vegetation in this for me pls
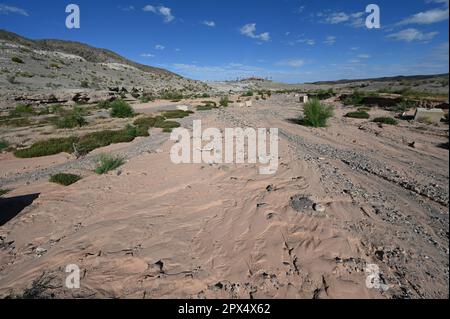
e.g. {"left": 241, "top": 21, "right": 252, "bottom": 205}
{"left": 373, "top": 117, "right": 398, "bottom": 125}
{"left": 0, "top": 139, "right": 8, "bottom": 151}
{"left": 95, "top": 154, "right": 125, "bottom": 174}
{"left": 49, "top": 173, "right": 82, "bottom": 186}
{"left": 345, "top": 111, "right": 370, "bottom": 119}
{"left": 110, "top": 100, "right": 134, "bottom": 118}
{"left": 55, "top": 109, "right": 87, "bottom": 129}
{"left": 300, "top": 99, "right": 334, "bottom": 127}
{"left": 220, "top": 96, "right": 230, "bottom": 107}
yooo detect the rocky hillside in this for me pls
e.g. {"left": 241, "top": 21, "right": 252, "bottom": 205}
{"left": 0, "top": 29, "right": 210, "bottom": 108}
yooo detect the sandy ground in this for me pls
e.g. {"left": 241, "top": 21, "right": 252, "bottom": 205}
{"left": 0, "top": 95, "right": 448, "bottom": 299}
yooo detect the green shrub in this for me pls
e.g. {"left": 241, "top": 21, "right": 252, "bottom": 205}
{"left": 0, "top": 139, "right": 9, "bottom": 151}
{"left": 301, "top": 99, "right": 334, "bottom": 127}
{"left": 373, "top": 117, "right": 398, "bottom": 125}
{"left": 140, "top": 92, "right": 155, "bottom": 103}
{"left": 155, "top": 120, "right": 181, "bottom": 131}
{"left": 97, "top": 100, "right": 112, "bottom": 109}
{"left": 123, "top": 123, "right": 150, "bottom": 138}
{"left": 76, "top": 129, "right": 136, "bottom": 155}
{"left": 38, "top": 104, "right": 64, "bottom": 115}
{"left": 392, "top": 100, "right": 415, "bottom": 113}
{"left": 345, "top": 111, "right": 370, "bottom": 119}
{"left": 50, "top": 173, "right": 82, "bottom": 186}
{"left": 0, "top": 189, "right": 10, "bottom": 197}
{"left": 80, "top": 80, "right": 90, "bottom": 88}
{"left": 220, "top": 96, "right": 230, "bottom": 107}
{"left": 162, "top": 110, "right": 193, "bottom": 119}
{"left": 160, "top": 91, "right": 183, "bottom": 100}
{"left": 134, "top": 116, "right": 158, "bottom": 129}
{"left": 14, "top": 124, "right": 149, "bottom": 158}
{"left": 95, "top": 154, "right": 125, "bottom": 174}
{"left": 16, "top": 71, "right": 34, "bottom": 78}
{"left": 0, "top": 117, "right": 32, "bottom": 127}
{"left": 14, "top": 137, "right": 77, "bottom": 158}
{"left": 110, "top": 100, "right": 134, "bottom": 118}
{"left": 11, "top": 56, "right": 24, "bottom": 64}
{"left": 197, "top": 104, "right": 215, "bottom": 111}
{"left": 343, "top": 91, "right": 365, "bottom": 106}
{"left": 242, "top": 91, "right": 254, "bottom": 97}
{"left": 9, "top": 104, "right": 35, "bottom": 117}
{"left": 55, "top": 113, "right": 87, "bottom": 129}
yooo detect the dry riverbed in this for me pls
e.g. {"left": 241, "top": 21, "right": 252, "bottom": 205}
{"left": 0, "top": 94, "right": 448, "bottom": 299}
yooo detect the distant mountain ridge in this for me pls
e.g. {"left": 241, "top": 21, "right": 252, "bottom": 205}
{"left": 307, "top": 73, "right": 449, "bottom": 85}
{"left": 0, "top": 29, "right": 176, "bottom": 77}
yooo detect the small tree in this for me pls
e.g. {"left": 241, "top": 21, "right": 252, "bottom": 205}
{"left": 219, "top": 96, "right": 230, "bottom": 107}
{"left": 301, "top": 99, "right": 334, "bottom": 127}
{"left": 110, "top": 100, "right": 134, "bottom": 118}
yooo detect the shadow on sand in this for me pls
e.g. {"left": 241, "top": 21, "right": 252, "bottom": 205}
{"left": 0, "top": 193, "right": 40, "bottom": 226}
{"left": 286, "top": 118, "right": 305, "bottom": 126}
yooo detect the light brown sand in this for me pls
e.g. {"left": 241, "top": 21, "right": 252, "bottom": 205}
{"left": 0, "top": 95, "right": 448, "bottom": 299}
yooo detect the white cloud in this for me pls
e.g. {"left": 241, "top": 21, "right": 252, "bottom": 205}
{"left": 159, "top": 6, "right": 174, "bottom": 23}
{"left": 387, "top": 28, "right": 439, "bottom": 42}
{"left": 350, "top": 12, "right": 365, "bottom": 28}
{"left": 140, "top": 53, "right": 155, "bottom": 58}
{"left": 326, "top": 12, "right": 349, "bottom": 24}
{"left": 143, "top": 4, "right": 174, "bottom": 23}
{"left": 277, "top": 59, "right": 305, "bottom": 67}
{"left": 240, "top": 23, "right": 271, "bottom": 42}
{"left": 143, "top": 5, "right": 156, "bottom": 12}
{"left": 398, "top": 7, "right": 449, "bottom": 25}
{"left": 0, "top": 4, "right": 28, "bottom": 16}
{"left": 357, "top": 54, "right": 371, "bottom": 59}
{"left": 202, "top": 20, "right": 216, "bottom": 27}
{"left": 298, "top": 38, "right": 315, "bottom": 45}
{"left": 170, "top": 62, "right": 266, "bottom": 79}
{"left": 155, "top": 44, "right": 165, "bottom": 50}
{"left": 324, "top": 36, "right": 336, "bottom": 45}
{"left": 320, "top": 11, "right": 365, "bottom": 28}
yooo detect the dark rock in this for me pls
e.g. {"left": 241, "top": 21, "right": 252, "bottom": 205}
{"left": 290, "top": 195, "right": 314, "bottom": 212}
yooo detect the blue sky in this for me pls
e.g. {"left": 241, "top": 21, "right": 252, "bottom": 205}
{"left": 0, "top": 0, "right": 448, "bottom": 83}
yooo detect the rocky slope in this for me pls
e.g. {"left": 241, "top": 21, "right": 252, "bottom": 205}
{"left": 0, "top": 29, "right": 210, "bottom": 108}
